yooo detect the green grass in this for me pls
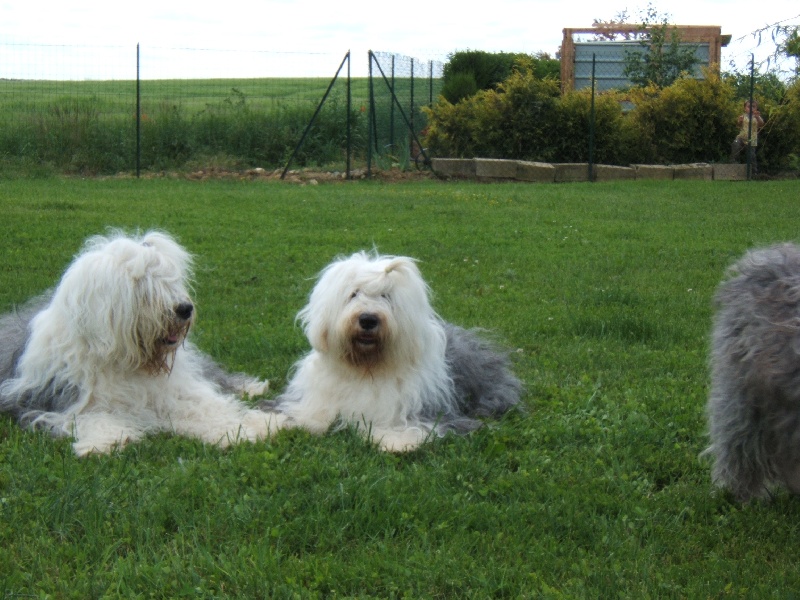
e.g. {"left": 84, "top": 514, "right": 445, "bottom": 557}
{"left": 0, "top": 78, "right": 368, "bottom": 113}
{"left": 2, "top": 177, "right": 800, "bottom": 597}
{"left": 0, "top": 76, "right": 439, "bottom": 175}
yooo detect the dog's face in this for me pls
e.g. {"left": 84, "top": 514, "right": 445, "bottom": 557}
{"left": 55, "top": 231, "right": 195, "bottom": 374}
{"left": 299, "top": 252, "right": 437, "bottom": 372}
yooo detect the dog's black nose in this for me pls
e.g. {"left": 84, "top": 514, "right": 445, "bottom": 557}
{"left": 358, "top": 313, "right": 379, "bottom": 331}
{"left": 175, "top": 302, "right": 194, "bottom": 320}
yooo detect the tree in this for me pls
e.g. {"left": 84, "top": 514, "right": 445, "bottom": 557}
{"left": 593, "top": 3, "right": 701, "bottom": 88}
{"left": 730, "top": 17, "right": 799, "bottom": 79}
{"left": 623, "top": 6, "right": 700, "bottom": 87}
{"left": 441, "top": 51, "right": 559, "bottom": 103}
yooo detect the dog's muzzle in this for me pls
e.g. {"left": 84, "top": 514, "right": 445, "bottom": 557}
{"left": 352, "top": 312, "right": 383, "bottom": 352}
{"left": 175, "top": 302, "right": 194, "bottom": 321}
{"left": 163, "top": 302, "right": 194, "bottom": 346}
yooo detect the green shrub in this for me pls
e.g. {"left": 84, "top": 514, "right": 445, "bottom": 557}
{"left": 623, "top": 72, "right": 738, "bottom": 164}
{"left": 440, "top": 71, "right": 479, "bottom": 104}
{"left": 553, "top": 89, "right": 637, "bottom": 164}
{"left": 759, "top": 79, "right": 800, "bottom": 174}
{"left": 441, "top": 51, "right": 560, "bottom": 103}
{"left": 426, "top": 66, "right": 631, "bottom": 163}
{"left": 722, "top": 69, "right": 788, "bottom": 105}
{"left": 425, "top": 68, "right": 749, "bottom": 167}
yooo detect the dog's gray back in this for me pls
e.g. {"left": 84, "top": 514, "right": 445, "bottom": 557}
{"left": 708, "top": 243, "right": 800, "bottom": 500}
{"left": 430, "top": 323, "right": 522, "bottom": 433}
{"left": 0, "top": 293, "right": 80, "bottom": 423}
{"left": 0, "top": 295, "right": 47, "bottom": 390}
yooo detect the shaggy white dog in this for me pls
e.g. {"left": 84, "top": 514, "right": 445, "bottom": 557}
{"left": 0, "top": 230, "right": 282, "bottom": 456}
{"left": 263, "top": 251, "right": 521, "bottom": 452}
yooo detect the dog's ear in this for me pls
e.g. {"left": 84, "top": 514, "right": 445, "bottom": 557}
{"left": 297, "top": 302, "right": 329, "bottom": 353}
{"left": 384, "top": 257, "right": 419, "bottom": 278}
{"left": 302, "top": 323, "right": 329, "bottom": 353}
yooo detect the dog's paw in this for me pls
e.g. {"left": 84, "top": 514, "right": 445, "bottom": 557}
{"left": 372, "top": 427, "right": 428, "bottom": 452}
{"left": 242, "top": 379, "right": 269, "bottom": 397}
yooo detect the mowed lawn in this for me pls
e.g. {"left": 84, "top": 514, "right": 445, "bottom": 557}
{"left": 1, "top": 176, "right": 800, "bottom": 597}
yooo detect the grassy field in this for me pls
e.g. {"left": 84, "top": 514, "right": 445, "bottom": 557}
{"left": 0, "top": 76, "right": 439, "bottom": 174}
{"left": 0, "top": 78, "right": 370, "bottom": 113}
{"left": 2, "top": 177, "right": 800, "bottom": 597}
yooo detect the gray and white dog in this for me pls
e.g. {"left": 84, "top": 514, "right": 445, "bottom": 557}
{"left": 0, "top": 230, "right": 278, "bottom": 456}
{"left": 706, "top": 243, "right": 800, "bottom": 501}
{"left": 262, "top": 251, "right": 522, "bottom": 451}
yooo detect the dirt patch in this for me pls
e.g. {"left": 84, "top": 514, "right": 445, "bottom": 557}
{"left": 132, "top": 166, "right": 438, "bottom": 184}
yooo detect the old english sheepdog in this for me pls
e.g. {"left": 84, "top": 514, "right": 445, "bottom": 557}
{"left": 263, "top": 251, "right": 521, "bottom": 452}
{"left": 706, "top": 243, "right": 800, "bottom": 501}
{"left": 0, "top": 230, "right": 282, "bottom": 456}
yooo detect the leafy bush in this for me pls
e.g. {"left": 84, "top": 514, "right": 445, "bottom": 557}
{"left": 722, "top": 69, "right": 788, "bottom": 105}
{"left": 424, "top": 66, "right": 777, "bottom": 168}
{"left": 553, "top": 89, "right": 639, "bottom": 165}
{"left": 759, "top": 79, "right": 800, "bottom": 175}
{"left": 440, "top": 71, "right": 479, "bottom": 105}
{"left": 424, "top": 67, "right": 560, "bottom": 160}
{"left": 624, "top": 72, "right": 738, "bottom": 164}
{"left": 441, "top": 51, "right": 559, "bottom": 103}
{"left": 426, "top": 65, "right": 632, "bottom": 164}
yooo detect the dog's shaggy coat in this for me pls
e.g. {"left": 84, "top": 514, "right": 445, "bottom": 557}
{"left": 0, "top": 230, "right": 280, "bottom": 456}
{"left": 264, "top": 251, "right": 521, "bottom": 451}
{"left": 706, "top": 243, "right": 800, "bottom": 501}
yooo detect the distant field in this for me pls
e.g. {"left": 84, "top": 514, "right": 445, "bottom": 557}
{"left": 0, "top": 75, "right": 441, "bottom": 174}
{"left": 0, "top": 77, "right": 372, "bottom": 115}
{"left": 3, "top": 177, "right": 800, "bottom": 597}
{"left": 0, "top": 75, "right": 437, "bottom": 115}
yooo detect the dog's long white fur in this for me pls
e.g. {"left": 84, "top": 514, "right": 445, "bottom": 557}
{"left": 0, "top": 230, "right": 283, "bottom": 456}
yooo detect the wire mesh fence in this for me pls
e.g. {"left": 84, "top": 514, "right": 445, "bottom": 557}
{"left": 368, "top": 52, "right": 444, "bottom": 170}
{"left": 0, "top": 43, "right": 444, "bottom": 176}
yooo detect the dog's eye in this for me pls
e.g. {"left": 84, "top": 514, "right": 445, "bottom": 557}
{"left": 381, "top": 293, "right": 391, "bottom": 302}
{"left": 349, "top": 290, "right": 359, "bottom": 301}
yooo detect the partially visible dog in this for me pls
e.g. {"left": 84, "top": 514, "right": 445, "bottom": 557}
{"left": 0, "top": 230, "right": 282, "bottom": 456}
{"left": 706, "top": 243, "right": 800, "bottom": 501}
{"left": 262, "top": 251, "right": 521, "bottom": 451}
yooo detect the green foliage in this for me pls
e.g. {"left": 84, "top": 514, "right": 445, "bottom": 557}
{"left": 425, "top": 64, "right": 754, "bottom": 167}
{"left": 553, "top": 89, "right": 639, "bottom": 164}
{"left": 760, "top": 79, "right": 800, "bottom": 174}
{"left": 441, "top": 50, "right": 559, "bottom": 103}
{"left": 4, "top": 178, "right": 800, "bottom": 596}
{"left": 777, "top": 25, "right": 800, "bottom": 77}
{"left": 624, "top": 72, "right": 738, "bottom": 164}
{"left": 440, "top": 71, "right": 479, "bottom": 105}
{"left": 443, "top": 50, "right": 524, "bottom": 92}
{"left": 0, "top": 79, "right": 375, "bottom": 175}
{"left": 722, "top": 69, "right": 788, "bottom": 105}
{"left": 426, "top": 65, "right": 635, "bottom": 164}
{"left": 425, "top": 68, "right": 561, "bottom": 160}
{"left": 623, "top": 22, "right": 701, "bottom": 88}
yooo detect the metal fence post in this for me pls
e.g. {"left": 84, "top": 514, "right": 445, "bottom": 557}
{"left": 409, "top": 58, "right": 415, "bottom": 135}
{"left": 746, "top": 53, "right": 755, "bottom": 181}
{"left": 346, "top": 49, "right": 351, "bottom": 179}
{"left": 429, "top": 60, "right": 433, "bottom": 107}
{"left": 136, "top": 43, "right": 141, "bottom": 178}
{"left": 389, "top": 55, "right": 395, "bottom": 152}
{"left": 367, "top": 51, "right": 374, "bottom": 178}
{"left": 588, "top": 53, "right": 596, "bottom": 182}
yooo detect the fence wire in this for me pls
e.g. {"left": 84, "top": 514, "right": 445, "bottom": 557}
{"left": 0, "top": 43, "right": 443, "bottom": 176}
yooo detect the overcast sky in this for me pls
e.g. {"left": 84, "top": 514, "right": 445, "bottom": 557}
{"left": 1, "top": 0, "right": 798, "bottom": 78}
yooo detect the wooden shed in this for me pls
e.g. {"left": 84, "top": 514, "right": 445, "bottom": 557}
{"left": 560, "top": 25, "right": 731, "bottom": 92}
